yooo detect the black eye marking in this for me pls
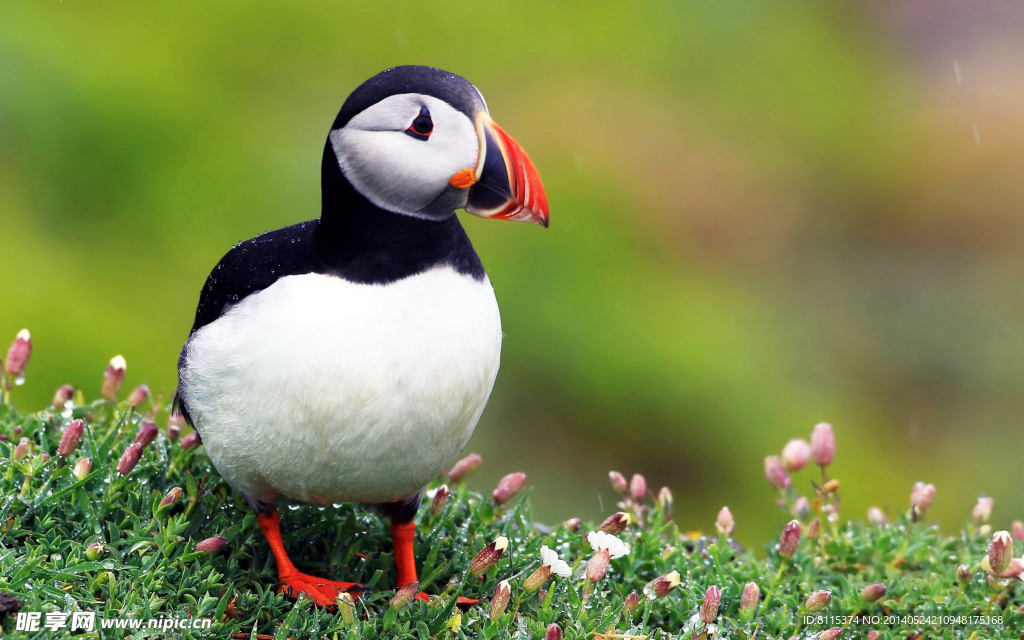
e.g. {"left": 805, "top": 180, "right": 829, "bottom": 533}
{"left": 405, "top": 106, "right": 433, "bottom": 141}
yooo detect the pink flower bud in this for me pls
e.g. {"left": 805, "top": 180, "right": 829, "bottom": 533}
{"left": 657, "top": 486, "right": 673, "bottom": 519}
{"left": 564, "top": 517, "right": 582, "bottom": 532}
{"left": 740, "top": 581, "right": 760, "bottom": 612}
{"left": 629, "top": 473, "right": 647, "bottom": 502}
{"left": 523, "top": 564, "right": 553, "bottom": 593}
{"left": 781, "top": 438, "right": 811, "bottom": 472}
{"left": 101, "top": 355, "right": 127, "bottom": 400}
{"left": 586, "top": 548, "right": 611, "bottom": 582}
{"left": 39, "top": 453, "right": 49, "bottom": 463}
{"left": 492, "top": 471, "right": 527, "bottom": 504}
{"left": 805, "top": 590, "right": 831, "bottom": 611}
{"left": 52, "top": 385, "right": 75, "bottom": 407}
{"left": 910, "top": 481, "right": 936, "bottom": 515}
{"left": 867, "top": 631, "right": 881, "bottom": 640}
{"left": 646, "top": 570, "right": 680, "bottom": 598}
{"left": 792, "top": 496, "right": 811, "bottom": 521}
{"left": 867, "top": 506, "right": 886, "bottom": 526}
{"left": 195, "top": 536, "right": 226, "bottom": 553}
{"left": 819, "top": 628, "right": 842, "bottom": 640}
{"left": 543, "top": 624, "right": 562, "bottom": 640}
{"left": 955, "top": 564, "right": 971, "bottom": 585}
{"left": 116, "top": 443, "right": 143, "bottom": 475}
{"left": 988, "top": 530, "right": 1013, "bottom": 575}
{"left": 806, "top": 517, "right": 821, "bottom": 539}
{"left": 861, "top": 583, "right": 886, "bottom": 603}
{"left": 13, "top": 437, "right": 30, "bottom": 460}
{"left": 623, "top": 591, "right": 640, "bottom": 615}
{"left": 390, "top": 581, "right": 419, "bottom": 609}
{"left": 972, "top": 496, "right": 994, "bottom": 523}
{"left": 12, "top": 425, "right": 21, "bottom": 439}
{"left": 167, "top": 413, "right": 185, "bottom": 441}
{"left": 608, "top": 470, "right": 628, "bottom": 494}
{"left": 763, "top": 456, "right": 791, "bottom": 489}
{"left": 447, "top": 453, "right": 482, "bottom": 482}
{"left": 58, "top": 419, "right": 84, "bottom": 457}
{"left": 180, "top": 430, "right": 201, "bottom": 450}
{"left": 598, "top": 511, "right": 632, "bottom": 535}
{"left": 159, "top": 487, "right": 183, "bottom": 510}
{"left": 810, "top": 422, "right": 835, "bottom": 466}
{"left": 125, "top": 384, "right": 150, "bottom": 409}
{"left": 1012, "top": 520, "right": 1024, "bottom": 542}
{"left": 73, "top": 457, "right": 92, "bottom": 480}
{"left": 716, "top": 506, "right": 735, "bottom": 537}
{"left": 699, "top": 586, "right": 721, "bottom": 624}
{"left": 4, "top": 330, "right": 31, "bottom": 378}
{"left": 430, "top": 484, "right": 450, "bottom": 517}
{"left": 133, "top": 421, "right": 158, "bottom": 448}
{"left": 469, "top": 536, "right": 508, "bottom": 576}
{"left": 779, "top": 520, "right": 801, "bottom": 557}
{"left": 489, "top": 580, "right": 511, "bottom": 620}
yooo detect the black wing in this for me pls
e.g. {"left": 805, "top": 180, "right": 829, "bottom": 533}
{"left": 173, "top": 220, "right": 321, "bottom": 426}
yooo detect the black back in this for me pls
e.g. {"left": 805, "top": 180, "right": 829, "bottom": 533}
{"left": 174, "top": 66, "right": 488, "bottom": 425}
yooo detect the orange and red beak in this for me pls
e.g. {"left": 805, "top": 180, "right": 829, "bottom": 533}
{"left": 458, "top": 113, "right": 549, "bottom": 227}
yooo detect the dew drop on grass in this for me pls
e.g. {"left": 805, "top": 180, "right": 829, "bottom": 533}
{"left": 288, "top": 504, "right": 300, "bottom": 511}
{"left": 103, "top": 561, "right": 114, "bottom": 570}
{"left": 14, "top": 375, "right": 25, "bottom": 386}
{"left": 61, "top": 408, "right": 73, "bottom": 419}
{"left": 333, "top": 503, "right": 343, "bottom": 509}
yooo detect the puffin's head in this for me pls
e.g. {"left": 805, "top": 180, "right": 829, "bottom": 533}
{"left": 328, "top": 65, "right": 548, "bottom": 227}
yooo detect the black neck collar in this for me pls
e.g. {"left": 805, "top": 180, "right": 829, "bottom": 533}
{"left": 316, "top": 142, "right": 485, "bottom": 283}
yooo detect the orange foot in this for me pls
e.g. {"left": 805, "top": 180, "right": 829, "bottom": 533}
{"left": 455, "top": 596, "right": 479, "bottom": 609}
{"left": 258, "top": 509, "right": 363, "bottom": 609}
{"left": 278, "top": 572, "right": 362, "bottom": 607}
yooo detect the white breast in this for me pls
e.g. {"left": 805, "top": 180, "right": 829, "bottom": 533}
{"left": 179, "top": 266, "right": 501, "bottom": 505}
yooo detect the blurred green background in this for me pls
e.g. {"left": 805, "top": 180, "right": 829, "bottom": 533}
{"left": 2, "top": 1, "right": 1022, "bottom": 545}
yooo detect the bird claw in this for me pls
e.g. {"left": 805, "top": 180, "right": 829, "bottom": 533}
{"left": 455, "top": 596, "right": 479, "bottom": 609}
{"left": 277, "top": 572, "right": 362, "bottom": 608}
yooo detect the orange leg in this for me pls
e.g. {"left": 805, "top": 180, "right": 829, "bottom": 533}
{"left": 391, "top": 520, "right": 420, "bottom": 589}
{"left": 391, "top": 518, "right": 477, "bottom": 607}
{"left": 258, "top": 508, "right": 361, "bottom": 607}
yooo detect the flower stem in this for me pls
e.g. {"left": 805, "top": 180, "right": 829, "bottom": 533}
{"left": 757, "top": 563, "right": 787, "bottom": 615}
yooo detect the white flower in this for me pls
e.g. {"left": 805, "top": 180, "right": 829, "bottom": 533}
{"left": 587, "top": 530, "right": 630, "bottom": 559}
{"left": 540, "top": 545, "right": 572, "bottom": 578}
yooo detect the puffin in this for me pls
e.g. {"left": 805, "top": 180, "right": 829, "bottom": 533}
{"left": 173, "top": 65, "right": 548, "bottom": 607}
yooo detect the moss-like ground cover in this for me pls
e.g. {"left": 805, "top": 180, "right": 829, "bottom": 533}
{"left": 0, "top": 386, "right": 1021, "bottom": 639}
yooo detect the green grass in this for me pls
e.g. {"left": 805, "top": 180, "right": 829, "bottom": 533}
{"left": 0, "top": 394, "right": 1020, "bottom": 639}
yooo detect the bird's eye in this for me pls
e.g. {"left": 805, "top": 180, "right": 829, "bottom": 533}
{"left": 405, "top": 107, "right": 433, "bottom": 141}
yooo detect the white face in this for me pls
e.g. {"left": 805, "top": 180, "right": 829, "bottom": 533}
{"left": 329, "top": 93, "right": 481, "bottom": 219}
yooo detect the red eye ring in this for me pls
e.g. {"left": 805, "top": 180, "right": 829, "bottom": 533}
{"left": 405, "top": 106, "right": 432, "bottom": 141}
